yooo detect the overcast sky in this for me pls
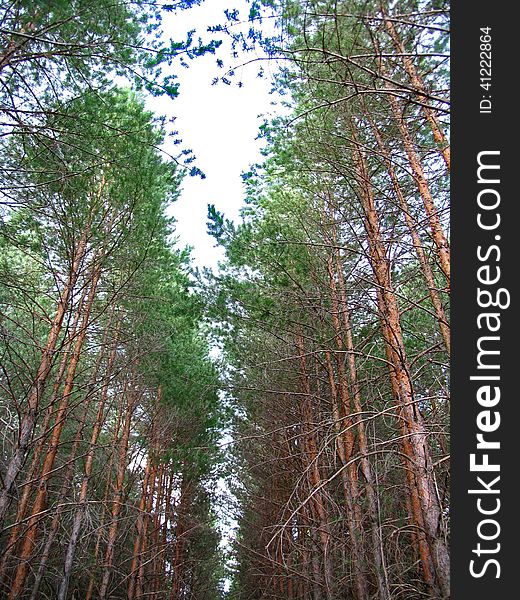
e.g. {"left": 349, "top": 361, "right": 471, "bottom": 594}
{"left": 145, "top": 0, "right": 280, "bottom": 271}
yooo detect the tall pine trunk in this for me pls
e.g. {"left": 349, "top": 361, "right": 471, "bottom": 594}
{"left": 0, "top": 228, "right": 89, "bottom": 524}
{"left": 99, "top": 382, "right": 137, "bottom": 600}
{"left": 56, "top": 315, "right": 119, "bottom": 600}
{"left": 352, "top": 124, "right": 450, "bottom": 597}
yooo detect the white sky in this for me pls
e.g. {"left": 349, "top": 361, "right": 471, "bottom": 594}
{"left": 145, "top": 0, "right": 281, "bottom": 271}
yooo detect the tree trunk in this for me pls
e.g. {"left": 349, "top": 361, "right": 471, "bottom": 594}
{"left": 85, "top": 390, "right": 124, "bottom": 600}
{"left": 352, "top": 124, "right": 450, "bottom": 597}
{"left": 28, "top": 388, "right": 95, "bottom": 600}
{"left": 0, "top": 227, "right": 89, "bottom": 524}
{"left": 323, "top": 257, "right": 368, "bottom": 600}
{"left": 0, "top": 313, "right": 78, "bottom": 584}
{"left": 368, "top": 114, "right": 450, "bottom": 355}
{"left": 170, "top": 475, "right": 191, "bottom": 600}
{"left": 56, "top": 316, "right": 119, "bottom": 600}
{"left": 334, "top": 248, "right": 390, "bottom": 600}
{"left": 383, "top": 80, "right": 451, "bottom": 287}
{"left": 8, "top": 262, "right": 100, "bottom": 599}
{"left": 379, "top": 0, "right": 450, "bottom": 171}
{"left": 98, "top": 382, "right": 137, "bottom": 600}
{"left": 127, "top": 458, "right": 153, "bottom": 600}
{"left": 135, "top": 462, "right": 157, "bottom": 599}
{"left": 296, "top": 331, "right": 333, "bottom": 600}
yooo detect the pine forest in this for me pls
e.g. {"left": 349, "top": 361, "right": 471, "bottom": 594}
{"left": 0, "top": 1, "right": 450, "bottom": 599}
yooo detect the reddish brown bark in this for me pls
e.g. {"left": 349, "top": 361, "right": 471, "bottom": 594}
{"left": 156, "top": 469, "right": 175, "bottom": 597}
{"left": 0, "top": 227, "right": 89, "bottom": 524}
{"left": 296, "top": 331, "right": 333, "bottom": 600}
{"left": 85, "top": 393, "right": 124, "bottom": 600}
{"left": 99, "top": 383, "right": 137, "bottom": 600}
{"left": 57, "top": 316, "right": 119, "bottom": 600}
{"left": 28, "top": 387, "right": 95, "bottom": 600}
{"left": 323, "top": 258, "right": 368, "bottom": 600}
{"left": 379, "top": 1, "right": 450, "bottom": 171}
{"left": 368, "top": 115, "right": 450, "bottom": 355}
{"left": 324, "top": 349, "right": 367, "bottom": 600}
{"left": 334, "top": 250, "right": 390, "bottom": 600}
{"left": 135, "top": 462, "right": 157, "bottom": 599}
{"left": 0, "top": 316, "right": 78, "bottom": 583}
{"left": 150, "top": 462, "right": 166, "bottom": 596}
{"left": 127, "top": 458, "right": 154, "bottom": 600}
{"left": 8, "top": 263, "right": 100, "bottom": 599}
{"left": 351, "top": 124, "right": 450, "bottom": 597}
{"left": 170, "top": 477, "right": 191, "bottom": 600}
